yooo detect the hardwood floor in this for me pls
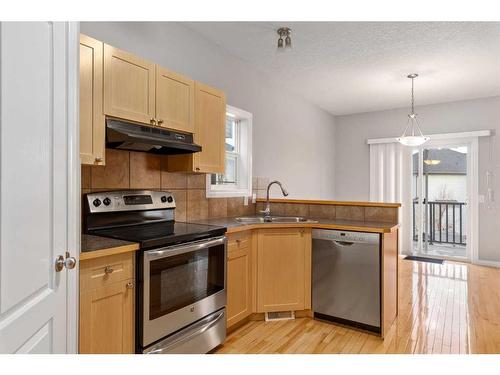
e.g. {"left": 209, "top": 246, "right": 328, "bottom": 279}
{"left": 216, "top": 258, "right": 500, "bottom": 354}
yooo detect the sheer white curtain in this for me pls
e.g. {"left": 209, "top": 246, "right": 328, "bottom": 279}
{"left": 369, "top": 142, "right": 412, "bottom": 254}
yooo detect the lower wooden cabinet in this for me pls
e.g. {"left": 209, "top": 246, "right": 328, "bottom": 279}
{"left": 226, "top": 232, "right": 252, "bottom": 329}
{"left": 79, "top": 252, "right": 135, "bottom": 354}
{"left": 256, "top": 228, "right": 311, "bottom": 313}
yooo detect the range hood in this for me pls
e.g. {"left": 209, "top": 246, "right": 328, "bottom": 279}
{"left": 105, "top": 118, "right": 202, "bottom": 155}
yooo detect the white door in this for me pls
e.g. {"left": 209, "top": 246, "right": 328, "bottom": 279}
{"left": 0, "top": 22, "right": 79, "bottom": 353}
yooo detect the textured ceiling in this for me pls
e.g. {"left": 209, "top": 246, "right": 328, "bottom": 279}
{"left": 184, "top": 22, "right": 500, "bottom": 115}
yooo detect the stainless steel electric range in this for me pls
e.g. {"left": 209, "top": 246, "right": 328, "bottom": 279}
{"left": 83, "top": 190, "right": 227, "bottom": 354}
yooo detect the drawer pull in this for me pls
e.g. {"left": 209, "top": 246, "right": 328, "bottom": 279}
{"left": 126, "top": 281, "right": 134, "bottom": 289}
{"left": 104, "top": 266, "right": 114, "bottom": 275}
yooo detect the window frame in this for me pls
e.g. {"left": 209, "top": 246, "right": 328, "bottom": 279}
{"left": 206, "top": 105, "right": 253, "bottom": 198}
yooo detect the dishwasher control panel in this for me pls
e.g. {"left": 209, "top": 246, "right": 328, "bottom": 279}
{"left": 312, "top": 229, "right": 379, "bottom": 244}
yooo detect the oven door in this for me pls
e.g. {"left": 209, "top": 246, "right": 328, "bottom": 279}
{"left": 142, "top": 236, "right": 227, "bottom": 347}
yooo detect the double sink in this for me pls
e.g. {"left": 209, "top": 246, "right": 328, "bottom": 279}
{"left": 235, "top": 216, "right": 318, "bottom": 224}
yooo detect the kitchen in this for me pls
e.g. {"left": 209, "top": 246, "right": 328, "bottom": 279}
{"left": 1, "top": 4, "right": 500, "bottom": 371}
{"left": 77, "top": 29, "right": 402, "bottom": 353}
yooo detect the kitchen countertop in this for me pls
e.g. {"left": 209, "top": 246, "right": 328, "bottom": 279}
{"left": 191, "top": 216, "right": 399, "bottom": 234}
{"left": 80, "top": 234, "right": 140, "bottom": 261}
{"left": 80, "top": 216, "right": 399, "bottom": 260}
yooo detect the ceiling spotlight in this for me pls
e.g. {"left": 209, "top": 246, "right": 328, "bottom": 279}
{"left": 277, "top": 27, "right": 292, "bottom": 51}
{"left": 277, "top": 36, "right": 284, "bottom": 49}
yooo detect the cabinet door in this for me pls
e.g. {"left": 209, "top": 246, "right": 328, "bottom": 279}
{"left": 193, "top": 82, "right": 226, "bottom": 173}
{"left": 80, "top": 34, "right": 105, "bottom": 165}
{"left": 226, "top": 233, "right": 252, "bottom": 328}
{"left": 103, "top": 44, "right": 155, "bottom": 125}
{"left": 156, "top": 66, "right": 194, "bottom": 133}
{"left": 79, "top": 279, "right": 135, "bottom": 354}
{"left": 167, "top": 81, "right": 226, "bottom": 173}
{"left": 257, "top": 228, "right": 311, "bottom": 313}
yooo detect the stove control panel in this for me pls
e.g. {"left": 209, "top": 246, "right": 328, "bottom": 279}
{"left": 85, "top": 190, "right": 176, "bottom": 213}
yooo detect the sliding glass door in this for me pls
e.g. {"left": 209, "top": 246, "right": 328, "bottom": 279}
{"left": 412, "top": 140, "right": 470, "bottom": 261}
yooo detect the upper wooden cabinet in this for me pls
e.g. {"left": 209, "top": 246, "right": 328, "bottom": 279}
{"left": 103, "top": 44, "right": 156, "bottom": 125}
{"left": 256, "top": 228, "right": 312, "bottom": 313}
{"left": 80, "top": 34, "right": 105, "bottom": 165}
{"left": 103, "top": 44, "right": 196, "bottom": 134}
{"left": 80, "top": 36, "right": 226, "bottom": 172}
{"left": 167, "top": 82, "right": 226, "bottom": 173}
{"left": 156, "top": 66, "right": 194, "bottom": 133}
{"left": 193, "top": 82, "right": 226, "bottom": 173}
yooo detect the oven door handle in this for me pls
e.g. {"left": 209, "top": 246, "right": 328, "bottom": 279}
{"left": 144, "top": 310, "right": 225, "bottom": 354}
{"left": 144, "top": 236, "right": 226, "bottom": 260}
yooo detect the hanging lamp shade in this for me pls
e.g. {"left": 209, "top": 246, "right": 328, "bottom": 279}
{"left": 398, "top": 74, "right": 429, "bottom": 146}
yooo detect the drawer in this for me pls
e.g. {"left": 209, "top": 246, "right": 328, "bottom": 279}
{"left": 80, "top": 251, "right": 134, "bottom": 292}
{"left": 227, "top": 231, "right": 251, "bottom": 253}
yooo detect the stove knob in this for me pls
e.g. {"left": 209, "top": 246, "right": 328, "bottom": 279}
{"left": 92, "top": 198, "right": 101, "bottom": 207}
{"left": 167, "top": 196, "right": 173, "bottom": 203}
{"left": 103, "top": 197, "right": 111, "bottom": 206}
{"left": 161, "top": 196, "right": 167, "bottom": 203}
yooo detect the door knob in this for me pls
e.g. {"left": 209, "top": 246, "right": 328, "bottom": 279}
{"left": 55, "top": 253, "right": 77, "bottom": 272}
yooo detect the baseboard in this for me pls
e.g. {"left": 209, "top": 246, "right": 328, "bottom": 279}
{"left": 474, "top": 259, "right": 500, "bottom": 268}
{"left": 227, "top": 316, "right": 251, "bottom": 333}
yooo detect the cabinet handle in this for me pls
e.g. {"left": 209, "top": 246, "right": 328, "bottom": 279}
{"left": 126, "top": 281, "right": 134, "bottom": 289}
{"left": 150, "top": 118, "right": 157, "bottom": 126}
{"left": 195, "top": 167, "right": 200, "bottom": 171}
{"left": 104, "top": 266, "right": 114, "bottom": 275}
{"left": 157, "top": 119, "right": 164, "bottom": 126}
{"left": 94, "top": 157, "right": 103, "bottom": 163}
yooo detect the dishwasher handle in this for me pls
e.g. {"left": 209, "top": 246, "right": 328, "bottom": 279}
{"left": 333, "top": 240, "right": 354, "bottom": 247}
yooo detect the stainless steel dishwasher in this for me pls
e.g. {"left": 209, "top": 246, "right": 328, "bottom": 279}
{"left": 312, "top": 229, "right": 381, "bottom": 333}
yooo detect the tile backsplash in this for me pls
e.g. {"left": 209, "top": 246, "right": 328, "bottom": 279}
{"left": 82, "top": 153, "right": 397, "bottom": 224}
{"left": 82, "top": 149, "right": 256, "bottom": 222}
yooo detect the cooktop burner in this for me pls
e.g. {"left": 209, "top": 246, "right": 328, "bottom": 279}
{"left": 90, "top": 221, "right": 226, "bottom": 249}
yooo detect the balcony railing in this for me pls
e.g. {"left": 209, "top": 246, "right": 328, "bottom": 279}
{"left": 412, "top": 200, "right": 466, "bottom": 246}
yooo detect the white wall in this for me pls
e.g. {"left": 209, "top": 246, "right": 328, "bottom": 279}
{"left": 81, "top": 22, "right": 336, "bottom": 199}
{"left": 335, "top": 96, "right": 500, "bottom": 263}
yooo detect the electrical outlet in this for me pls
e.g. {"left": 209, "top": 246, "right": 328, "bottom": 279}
{"left": 243, "top": 196, "right": 248, "bottom": 206}
{"left": 252, "top": 193, "right": 256, "bottom": 203}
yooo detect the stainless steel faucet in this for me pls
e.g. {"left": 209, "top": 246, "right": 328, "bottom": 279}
{"left": 260, "top": 180, "right": 289, "bottom": 219}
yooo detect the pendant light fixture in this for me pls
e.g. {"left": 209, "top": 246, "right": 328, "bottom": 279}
{"left": 397, "top": 73, "right": 429, "bottom": 146}
{"left": 423, "top": 159, "right": 441, "bottom": 165}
